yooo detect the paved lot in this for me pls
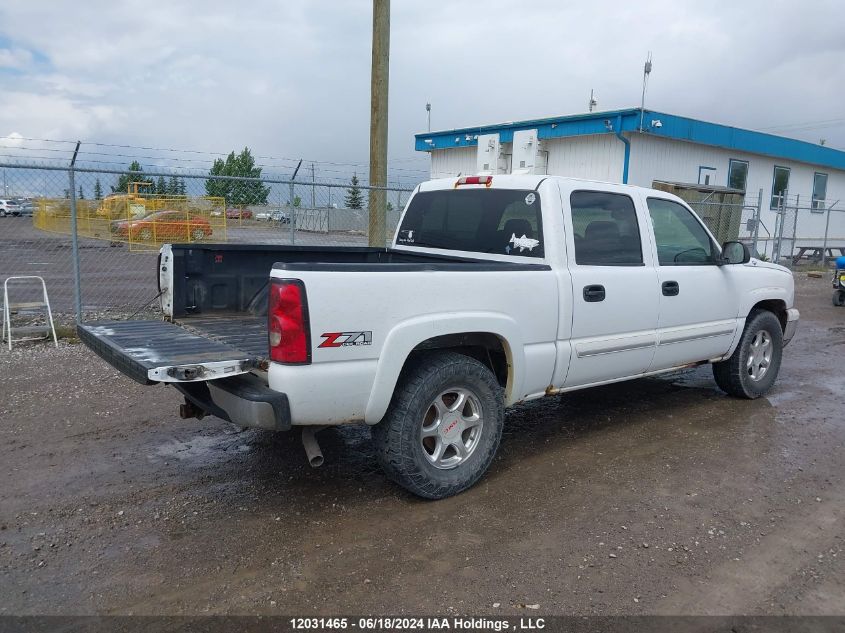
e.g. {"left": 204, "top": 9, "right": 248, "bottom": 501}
{"left": 1, "top": 271, "right": 843, "bottom": 616}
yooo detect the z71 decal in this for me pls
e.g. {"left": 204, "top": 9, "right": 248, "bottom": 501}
{"left": 319, "top": 331, "right": 373, "bottom": 348}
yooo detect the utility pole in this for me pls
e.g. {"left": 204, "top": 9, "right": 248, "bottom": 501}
{"left": 426, "top": 102, "right": 431, "bottom": 132}
{"left": 368, "top": 0, "right": 390, "bottom": 247}
{"left": 639, "top": 52, "right": 653, "bottom": 132}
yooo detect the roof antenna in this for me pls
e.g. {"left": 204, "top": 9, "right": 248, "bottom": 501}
{"left": 588, "top": 89, "right": 597, "bottom": 112}
{"left": 639, "top": 52, "right": 653, "bottom": 132}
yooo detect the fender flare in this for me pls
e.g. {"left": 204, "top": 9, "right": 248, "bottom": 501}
{"left": 363, "top": 311, "right": 524, "bottom": 424}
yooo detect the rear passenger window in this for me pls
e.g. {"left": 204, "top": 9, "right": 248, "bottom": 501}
{"left": 570, "top": 191, "right": 643, "bottom": 266}
{"left": 397, "top": 189, "right": 544, "bottom": 257}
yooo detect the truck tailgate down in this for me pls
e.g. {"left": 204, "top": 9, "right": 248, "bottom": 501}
{"left": 78, "top": 320, "right": 263, "bottom": 385}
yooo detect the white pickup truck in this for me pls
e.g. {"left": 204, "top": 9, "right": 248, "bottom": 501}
{"left": 79, "top": 175, "right": 799, "bottom": 499}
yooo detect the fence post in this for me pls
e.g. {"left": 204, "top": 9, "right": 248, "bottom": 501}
{"left": 791, "top": 194, "right": 800, "bottom": 266}
{"left": 68, "top": 141, "right": 83, "bottom": 323}
{"left": 310, "top": 162, "right": 316, "bottom": 210}
{"left": 289, "top": 160, "right": 302, "bottom": 246}
{"left": 775, "top": 189, "right": 788, "bottom": 263}
{"left": 751, "top": 188, "right": 762, "bottom": 256}
{"left": 822, "top": 201, "right": 836, "bottom": 267}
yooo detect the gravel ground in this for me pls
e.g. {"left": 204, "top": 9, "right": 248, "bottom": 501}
{"left": 0, "top": 273, "right": 843, "bottom": 616}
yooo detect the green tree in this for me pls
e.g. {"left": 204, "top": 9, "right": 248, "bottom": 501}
{"left": 94, "top": 179, "right": 102, "bottom": 200}
{"left": 112, "top": 161, "right": 148, "bottom": 194}
{"left": 293, "top": 195, "right": 302, "bottom": 208}
{"left": 156, "top": 176, "right": 167, "bottom": 196}
{"left": 178, "top": 178, "right": 187, "bottom": 196}
{"left": 386, "top": 201, "right": 394, "bottom": 212}
{"left": 168, "top": 175, "right": 179, "bottom": 195}
{"left": 345, "top": 174, "right": 363, "bottom": 209}
{"left": 78, "top": 186, "right": 85, "bottom": 199}
{"left": 205, "top": 147, "right": 269, "bottom": 206}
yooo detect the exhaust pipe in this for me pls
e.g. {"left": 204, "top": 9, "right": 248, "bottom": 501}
{"left": 301, "top": 426, "right": 326, "bottom": 468}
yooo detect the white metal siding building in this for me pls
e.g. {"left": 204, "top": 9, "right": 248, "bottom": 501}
{"left": 415, "top": 109, "right": 845, "bottom": 258}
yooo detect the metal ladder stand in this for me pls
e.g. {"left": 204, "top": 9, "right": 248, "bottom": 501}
{"left": 2, "top": 276, "right": 58, "bottom": 351}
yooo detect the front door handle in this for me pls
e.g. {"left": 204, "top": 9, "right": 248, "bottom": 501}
{"left": 583, "top": 284, "right": 606, "bottom": 302}
{"left": 662, "top": 280, "right": 680, "bottom": 296}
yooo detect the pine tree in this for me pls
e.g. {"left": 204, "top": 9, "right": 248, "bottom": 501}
{"left": 78, "top": 186, "right": 85, "bottom": 199}
{"left": 156, "top": 176, "right": 167, "bottom": 196}
{"left": 178, "top": 178, "right": 187, "bottom": 196}
{"left": 168, "top": 175, "right": 179, "bottom": 196}
{"left": 112, "top": 161, "right": 146, "bottom": 193}
{"left": 94, "top": 179, "right": 102, "bottom": 200}
{"left": 345, "top": 174, "right": 363, "bottom": 210}
{"left": 204, "top": 147, "right": 270, "bottom": 206}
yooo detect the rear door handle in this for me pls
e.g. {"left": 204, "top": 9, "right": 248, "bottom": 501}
{"left": 583, "top": 284, "right": 606, "bottom": 302}
{"left": 662, "top": 280, "right": 680, "bottom": 296}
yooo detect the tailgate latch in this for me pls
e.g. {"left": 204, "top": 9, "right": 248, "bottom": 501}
{"left": 167, "top": 365, "right": 206, "bottom": 380}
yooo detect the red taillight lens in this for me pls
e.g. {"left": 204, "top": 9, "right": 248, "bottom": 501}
{"left": 268, "top": 280, "right": 310, "bottom": 364}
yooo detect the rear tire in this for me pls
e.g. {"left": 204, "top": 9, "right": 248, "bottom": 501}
{"left": 713, "top": 310, "right": 783, "bottom": 399}
{"left": 372, "top": 351, "right": 504, "bottom": 499}
{"left": 833, "top": 290, "right": 845, "bottom": 307}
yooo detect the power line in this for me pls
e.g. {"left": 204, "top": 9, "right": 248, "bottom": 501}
{"left": 0, "top": 135, "right": 430, "bottom": 174}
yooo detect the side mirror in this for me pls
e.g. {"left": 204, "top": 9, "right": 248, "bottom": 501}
{"left": 720, "top": 241, "right": 751, "bottom": 265}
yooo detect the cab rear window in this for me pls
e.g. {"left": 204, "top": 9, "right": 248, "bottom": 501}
{"left": 396, "top": 189, "right": 544, "bottom": 257}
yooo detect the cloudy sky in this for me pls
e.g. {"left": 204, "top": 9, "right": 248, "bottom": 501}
{"left": 1, "top": 0, "right": 843, "bottom": 186}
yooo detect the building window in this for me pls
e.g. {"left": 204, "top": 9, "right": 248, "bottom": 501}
{"left": 770, "top": 165, "right": 791, "bottom": 209}
{"left": 812, "top": 172, "right": 828, "bottom": 211}
{"left": 698, "top": 166, "right": 716, "bottom": 186}
{"left": 728, "top": 159, "right": 749, "bottom": 191}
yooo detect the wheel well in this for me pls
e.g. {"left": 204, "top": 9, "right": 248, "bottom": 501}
{"left": 749, "top": 299, "right": 787, "bottom": 331}
{"left": 406, "top": 332, "right": 510, "bottom": 389}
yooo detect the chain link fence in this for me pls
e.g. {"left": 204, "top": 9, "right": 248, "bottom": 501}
{"left": 0, "top": 162, "right": 413, "bottom": 326}
{"left": 4, "top": 159, "right": 845, "bottom": 335}
{"left": 685, "top": 189, "right": 845, "bottom": 268}
{"left": 768, "top": 192, "right": 844, "bottom": 268}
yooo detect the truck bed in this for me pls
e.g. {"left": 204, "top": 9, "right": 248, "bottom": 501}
{"left": 80, "top": 243, "right": 549, "bottom": 387}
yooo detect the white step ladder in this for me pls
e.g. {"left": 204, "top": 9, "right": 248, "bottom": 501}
{"left": 2, "top": 276, "right": 58, "bottom": 351}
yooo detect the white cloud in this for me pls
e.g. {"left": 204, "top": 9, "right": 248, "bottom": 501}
{"left": 0, "top": 46, "right": 32, "bottom": 69}
{"left": 0, "top": 0, "right": 842, "bottom": 184}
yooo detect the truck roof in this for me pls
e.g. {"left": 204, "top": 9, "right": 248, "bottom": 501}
{"left": 418, "top": 174, "right": 667, "bottom": 195}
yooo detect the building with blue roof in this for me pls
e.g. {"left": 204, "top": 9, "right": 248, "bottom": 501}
{"left": 415, "top": 109, "right": 845, "bottom": 258}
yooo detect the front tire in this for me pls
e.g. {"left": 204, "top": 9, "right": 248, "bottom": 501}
{"left": 713, "top": 310, "right": 783, "bottom": 398}
{"left": 372, "top": 351, "right": 504, "bottom": 499}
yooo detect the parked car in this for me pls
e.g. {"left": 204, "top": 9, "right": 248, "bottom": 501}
{"left": 254, "top": 209, "right": 290, "bottom": 223}
{"left": 110, "top": 210, "right": 212, "bottom": 241}
{"left": 0, "top": 199, "right": 22, "bottom": 216}
{"left": 79, "top": 175, "right": 799, "bottom": 499}
{"left": 225, "top": 208, "right": 253, "bottom": 220}
{"left": 15, "top": 199, "right": 34, "bottom": 216}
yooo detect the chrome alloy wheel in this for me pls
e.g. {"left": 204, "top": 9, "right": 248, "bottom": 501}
{"left": 747, "top": 330, "right": 773, "bottom": 381}
{"left": 419, "top": 388, "right": 483, "bottom": 470}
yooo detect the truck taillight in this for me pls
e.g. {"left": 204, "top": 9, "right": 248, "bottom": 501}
{"left": 268, "top": 280, "right": 311, "bottom": 365}
{"left": 454, "top": 175, "right": 493, "bottom": 188}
